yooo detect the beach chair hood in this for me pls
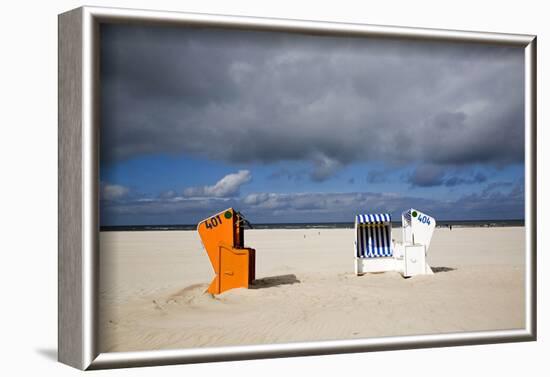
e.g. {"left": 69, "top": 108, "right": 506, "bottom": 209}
{"left": 354, "top": 213, "right": 393, "bottom": 258}
{"left": 402, "top": 208, "right": 436, "bottom": 251}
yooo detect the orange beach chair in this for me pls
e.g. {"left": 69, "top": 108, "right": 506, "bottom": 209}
{"left": 197, "top": 208, "right": 256, "bottom": 294}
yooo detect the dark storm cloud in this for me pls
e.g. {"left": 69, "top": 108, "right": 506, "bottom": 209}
{"left": 444, "top": 172, "right": 487, "bottom": 187}
{"left": 366, "top": 170, "right": 389, "bottom": 184}
{"left": 268, "top": 167, "right": 306, "bottom": 182}
{"left": 408, "top": 165, "right": 446, "bottom": 187}
{"left": 407, "top": 165, "right": 488, "bottom": 187}
{"left": 100, "top": 24, "right": 524, "bottom": 178}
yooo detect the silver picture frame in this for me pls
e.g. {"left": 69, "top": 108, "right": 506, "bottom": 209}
{"left": 58, "top": 6, "right": 537, "bottom": 370}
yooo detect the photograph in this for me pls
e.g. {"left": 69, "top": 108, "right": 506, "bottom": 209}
{"left": 3, "top": 0, "right": 549, "bottom": 375}
{"left": 97, "top": 21, "right": 527, "bottom": 353}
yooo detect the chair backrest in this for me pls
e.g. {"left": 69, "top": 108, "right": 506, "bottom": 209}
{"left": 401, "top": 208, "right": 436, "bottom": 251}
{"left": 355, "top": 214, "right": 393, "bottom": 258}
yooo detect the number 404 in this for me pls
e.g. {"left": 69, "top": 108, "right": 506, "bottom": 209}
{"left": 417, "top": 214, "right": 431, "bottom": 225}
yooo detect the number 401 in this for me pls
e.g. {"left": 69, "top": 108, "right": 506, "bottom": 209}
{"left": 205, "top": 215, "right": 223, "bottom": 229}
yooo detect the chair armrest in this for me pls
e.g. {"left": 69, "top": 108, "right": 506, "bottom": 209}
{"left": 218, "top": 243, "right": 250, "bottom": 255}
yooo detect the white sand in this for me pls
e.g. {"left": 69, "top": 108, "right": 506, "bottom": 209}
{"left": 99, "top": 227, "right": 525, "bottom": 352}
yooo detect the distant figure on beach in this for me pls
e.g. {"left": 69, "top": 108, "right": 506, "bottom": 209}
{"left": 450, "top": 225, "right": 453, "bottom": 231}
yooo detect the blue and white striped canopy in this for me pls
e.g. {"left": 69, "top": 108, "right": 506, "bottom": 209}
{"left": 355, "top": 213, "right": 393, "bottom": 258}
{"left": 356, "top": 213, "right": 391, "bottom": 224}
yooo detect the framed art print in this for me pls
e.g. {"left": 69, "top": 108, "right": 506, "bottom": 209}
{"left": 58, "top": 6, "right": 536, "bottom": 370}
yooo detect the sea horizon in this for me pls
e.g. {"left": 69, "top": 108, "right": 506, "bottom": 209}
{"left": 100, "top": 219, "right": 525, "bottom": 232}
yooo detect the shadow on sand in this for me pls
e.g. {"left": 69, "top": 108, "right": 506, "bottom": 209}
{"left": 431, "top": 266, "right": 456, "bottom": 273}
{"left": 35, "top": 348, "right": 57, "bottom": 362}
{"left": 251, "top": 274, "right": 301, "bottom": 289}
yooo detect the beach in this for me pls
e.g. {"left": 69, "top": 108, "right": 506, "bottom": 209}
{"left": 99, "top": 227, "right": 525, "bottom": 352}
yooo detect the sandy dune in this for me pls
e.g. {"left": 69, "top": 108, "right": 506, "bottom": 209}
{"left": 99, "top": 227, "right": 525, "bottom": 352}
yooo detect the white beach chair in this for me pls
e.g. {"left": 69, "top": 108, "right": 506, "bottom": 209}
{"left": 394, "top": 209, "right": 436, "bottom": 277}
{"left": 354, "top": 213, "right": 396, "bottom": 275}
{"left": 354, "top": 209, "right": 436, "bottom": 277}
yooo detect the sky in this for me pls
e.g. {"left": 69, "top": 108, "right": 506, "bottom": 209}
{"left": 99, "top": 24, "right": 525, "bottom": 226}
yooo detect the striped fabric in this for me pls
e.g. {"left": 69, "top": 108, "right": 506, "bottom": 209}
{"left": 356, "top": 213, "right": 391, "bottom": 224}
{"left": 355, "top": 213, "right": 393, "bottom": 258}
{"left": 403, "top": 209, "right": 412, "bottom": 224}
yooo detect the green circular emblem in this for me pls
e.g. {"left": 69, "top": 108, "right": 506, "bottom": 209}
{"left": 224, "top": 211, "right": 232, "bottom": 219}
{"left": 412, "top": 211, "right": 418, "bottom": 217}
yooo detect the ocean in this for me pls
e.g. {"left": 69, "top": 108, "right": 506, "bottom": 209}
{"left": 100, "top": 219, "right": 524, "bottom": 232}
